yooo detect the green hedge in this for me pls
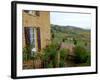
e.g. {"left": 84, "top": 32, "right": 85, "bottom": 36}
{"left": 74, "top": 46, "right": 90, "bottom": 63}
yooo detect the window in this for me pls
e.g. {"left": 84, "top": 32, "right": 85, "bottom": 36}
{"left": 28, "top": 11, "right": 33, "bottom": 14}
{"left": 24, "top": 10, "right": 40, "bottom": 16}
{"left": 24, "top": 27, "right": 41, "bottom": 54}
{"left": 29, "top": 28, "right": 35, "bottom": 48}
{"left": 24, "top": 27, "right": 36, "bottom": 55}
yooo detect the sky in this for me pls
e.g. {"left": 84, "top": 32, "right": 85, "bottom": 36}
{"left": 50, "top": 12, "right": 92, "bottom": 29}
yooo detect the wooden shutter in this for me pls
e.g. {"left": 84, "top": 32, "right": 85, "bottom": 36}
{"left": 24, "top": 10, "right": 29, "bottom": 13}
{"left": 24, "top": 27, "right": 30, "bottom": 46}
{"left": 37, "top": 28, "right": 41, "bottom": 51}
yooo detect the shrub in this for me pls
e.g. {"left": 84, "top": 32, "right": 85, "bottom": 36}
{"left": 74, "top": 46, "right": 89, "bottom": 63}
{"left": 59, "top": 60, "right": 65, "bottom": 67}
{"left": 47, "top": 61, "right": 54, "bottom": 68}
{"left": 23, "top": 46, "right": 31, "bottom": 61}
{"left": 59, "top": 49, "right": 69, "bottom": 61}
{"left": 59, "top": 49, "right": 69, "bottom": 67}
{"left": 42, "top": 43, "right": 58, "bottom": 68}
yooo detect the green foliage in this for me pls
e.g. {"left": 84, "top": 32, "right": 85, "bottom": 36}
{"left": 42, "top": 43, "right": 59, "bottom": 68}
{"left": 42, "top": 45, "right": 69, "bottom": 68}
{"left": 23, "top": 46, "right": 31, "bottom": 61}
{"left": 59, "top": 49, "right": 69, "bottom": 61}
{"left": 47, "top": 61, "right": 54, "bottom": 68}
{"left": 73, "top": 38, "right": 77, "bottom": 45}
{"left": 85, "top": 42, "right": 88, "bottom": 46}
{"left": 23, "top": 45, "right": 38, "bottom": 62}
{"left": 59, "top": 60, "right": 65, "bottom": 67}
{"left": 59, "top": 49, "right": 69, "bottom": 67}
{"left": 74, "top": 46, "right": 90, "bottom": 63}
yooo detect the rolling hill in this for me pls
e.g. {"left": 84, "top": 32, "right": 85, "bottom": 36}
{"left": 51, "top": 24, "right": 91, "bottom": 52}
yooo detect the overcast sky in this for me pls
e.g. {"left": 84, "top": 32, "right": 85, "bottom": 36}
{"left": 50, "top": 12, "right": 92, "bottom": 29}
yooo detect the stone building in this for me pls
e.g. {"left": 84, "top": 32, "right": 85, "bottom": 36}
{"left": 22, "top": 10, "right": 51, "bottom": 54}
